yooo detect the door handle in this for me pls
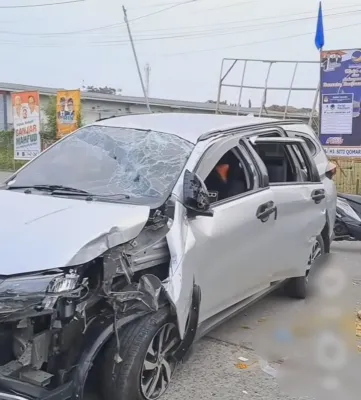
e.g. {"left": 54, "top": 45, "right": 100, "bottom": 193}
{"left": 311, "top": 189, "right": 325, "bottom": 204}
{"left": 256, "top": 201, "right": 277, "bottom": 222}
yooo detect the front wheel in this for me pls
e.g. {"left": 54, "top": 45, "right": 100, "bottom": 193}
{"left": 284, "top": 234, "right": 325, "bottom": 299}
{"left": 101, "top": 307, "right": 181, "bottom": 400}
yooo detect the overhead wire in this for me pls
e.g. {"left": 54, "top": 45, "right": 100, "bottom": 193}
{"left": 0, "top": 0, "right": 197, "bottom": 36}
{"left": 0, "top": 8, "right": 359, "bottom": 47}
{"left": 0, "top": 2, "right": 358, "bottom": 38}
{"left": 0, "top": 0, "right": 85, "bottom": 8}
{"left": 164, "top": 20, "right": 361, "bottom": 56}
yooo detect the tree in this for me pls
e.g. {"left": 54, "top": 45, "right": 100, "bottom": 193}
{"left": 84, "top": 85, "right": 122, "bottom": 95}
{"left": 42, "top": 95, "right": 57, "bottom": 140}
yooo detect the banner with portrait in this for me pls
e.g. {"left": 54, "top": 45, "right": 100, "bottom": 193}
{"left": 12, "top": 91, "right": 41, "bottom": 160}
{"left": 56, "top": 90, "right": 81, "bottom": 139}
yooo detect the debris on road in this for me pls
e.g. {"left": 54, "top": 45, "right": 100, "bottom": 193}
{"left": 258, "top": 358, "right": 277, "bottom": 378}
{"left": 238, "top": 356, "right": 249, "bottom": 362}
{"left": 235, "top": 362, "right": 248, "bottom": 370}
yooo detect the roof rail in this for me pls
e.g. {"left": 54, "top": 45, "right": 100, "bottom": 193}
{"left": 198, "top": 119, "right": 305, "bottom": 142}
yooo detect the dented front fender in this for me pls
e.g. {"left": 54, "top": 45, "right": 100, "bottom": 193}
{"left": 164, "top": 201, "right": 196, "bottom": 339}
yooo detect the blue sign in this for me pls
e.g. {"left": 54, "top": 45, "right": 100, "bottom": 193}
{"left": 320, "top": 49, "right": 361, "bottom": 157}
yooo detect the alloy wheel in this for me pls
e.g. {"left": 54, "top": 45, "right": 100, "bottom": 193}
{"left": 309, "top": 239, "right": 322, "bottom": 265}
{"left": 140, "top": 323, "right": 180, "bottom": 400}
{"left": 305, "top": 238, "right": 323, "bottom": 284}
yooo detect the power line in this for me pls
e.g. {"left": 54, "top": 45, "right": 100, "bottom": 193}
{"left": 0, "top": 2, "right": 358, "bottom": 38}
{"left": 0, "top": 8, "right": 358, "bottom": 46}
{"left": 201, "top": 0, "right": 257, "bottom": 12}
{"left": 0, "top": 0, "right": 196, "bottom": 36}
{"left": 0, "top": 0, "right": 85, "bottom": 8}
{"left": 128, "top": 0, "right": 208, "bottom": 11}
{"left": 164, "top": 20, "right": 361, "bottom": 56}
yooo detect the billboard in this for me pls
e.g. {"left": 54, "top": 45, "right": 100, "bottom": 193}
{"left": 12, "top": 91, "right": 41, "bottom": 160}
{"left": 320, "top": 49, "right": 361, "bottom": 157}
{"left": 56, "top": 90, "right": 81, "bottom": 139}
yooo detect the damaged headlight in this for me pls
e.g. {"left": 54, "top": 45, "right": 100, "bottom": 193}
{"left": 0, "top": 271, "right": 81, "bottom": 317}
{"left": 0, "top": 271, "right": 80, "bottom": 298}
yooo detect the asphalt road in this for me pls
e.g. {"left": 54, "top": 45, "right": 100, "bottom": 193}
{"left": 1, "top": 170, "right": 359, "bottom": 399}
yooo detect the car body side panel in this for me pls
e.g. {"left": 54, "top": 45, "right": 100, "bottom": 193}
{"left": 164, "top": 201, "right": 196, "bottom": 339}
{"left": 269, "top": 183, "right": 326, "bottom": 280}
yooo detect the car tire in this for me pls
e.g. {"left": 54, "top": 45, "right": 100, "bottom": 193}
{"left": 100, "top": 307, "right": 180, "bottom": 400}
{"left": 284, "top": 234, "right": 325, "bottom": 300}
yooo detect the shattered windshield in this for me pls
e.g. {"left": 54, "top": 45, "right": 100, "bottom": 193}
{"left": 11, "top": 125, "right": 194, "bottom": 203}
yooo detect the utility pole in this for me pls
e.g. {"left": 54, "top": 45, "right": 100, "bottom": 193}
{"left": 144, "top": 63, "right": 151, "bottom": 98}
{"left": 122, "top": 5, "right": 151, "bottom": 113}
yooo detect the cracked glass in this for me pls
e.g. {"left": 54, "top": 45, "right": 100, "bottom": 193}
{"left": 11, "top": 126, "right": 194, "bottom": 203}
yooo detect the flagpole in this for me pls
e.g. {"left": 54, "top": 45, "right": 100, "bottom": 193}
{"left": 314, "top": 1, "right": 324, "bottom": 133}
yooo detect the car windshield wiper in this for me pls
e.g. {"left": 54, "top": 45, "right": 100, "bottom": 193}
{"left": 7, "top": 184, "right": 130, "bottom": 200}
{"left": 7, "top": 184, "right": 90, "bottom": 194}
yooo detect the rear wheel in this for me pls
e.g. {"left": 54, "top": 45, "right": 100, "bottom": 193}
{"left": 284, "top": 234, "right": 324, "bottom": 299}
{"left": 101, "top": 308, "right": 180, "bottom": 400}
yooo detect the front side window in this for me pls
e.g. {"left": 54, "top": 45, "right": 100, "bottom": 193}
{"left": 204, "top": 147, "right": 253, "bottom": 203}
{"left": 11, "top": 126, "right": 194, "bottom": 204}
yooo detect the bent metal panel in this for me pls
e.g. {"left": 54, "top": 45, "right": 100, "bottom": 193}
{"left": 56, "top": 90, "right": 81, "bottom": 139}
{"left": 12, "top": 91, "right": 41, "bottom": 161}
{"left": 320, "top": 49, "right": 361, "bottom": 158}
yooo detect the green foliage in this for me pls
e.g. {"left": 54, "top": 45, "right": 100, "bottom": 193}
{"left": 0, "top": 131, "right": 27, "bottom": 171}
{"left": 42, "top": 96, "right": 57, "bottom": 140}
{"left": 77, "top": 103, "right": 84, "bottom": 128}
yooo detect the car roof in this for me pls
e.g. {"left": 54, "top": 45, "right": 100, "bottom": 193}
{"left": 91, "top": 113, "right": 286, "bottom": 144}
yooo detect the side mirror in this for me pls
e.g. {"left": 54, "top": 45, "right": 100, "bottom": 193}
{"left": 183, "top": 169, "right": 214, "bottom": 217}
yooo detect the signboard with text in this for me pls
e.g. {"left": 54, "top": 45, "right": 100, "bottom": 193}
{"left": 11, "top": 91, "right": 41, "bottom": 160}
{"left": 320, "top": 49, "right": 361, "bottom": 157}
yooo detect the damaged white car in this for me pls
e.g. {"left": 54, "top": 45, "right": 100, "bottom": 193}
{"left": 0, "top": 113, "right": 331, "bottom": 400}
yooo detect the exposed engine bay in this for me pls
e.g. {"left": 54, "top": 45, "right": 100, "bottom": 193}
{"left": 0, "top": 207, "right": 173, "bottom": 392}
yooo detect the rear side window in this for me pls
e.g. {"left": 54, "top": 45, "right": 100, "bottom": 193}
{"left": 287, "top": 130, "right": 319, "bottom": 156}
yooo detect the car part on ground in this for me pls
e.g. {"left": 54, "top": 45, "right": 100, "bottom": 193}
{"left": 334, "top": 194, "right": 361, "bottom": 242}
{"left": 284, "top": 235, "right": 325, "bottom": 299}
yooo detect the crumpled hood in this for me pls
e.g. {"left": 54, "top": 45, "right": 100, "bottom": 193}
{"left": 0, "top": 190, "right": 150, "bottom": 275}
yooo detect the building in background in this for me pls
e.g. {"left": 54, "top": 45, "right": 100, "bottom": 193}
{"left": 0, "top": 81, "right": 313, "bottom": 132}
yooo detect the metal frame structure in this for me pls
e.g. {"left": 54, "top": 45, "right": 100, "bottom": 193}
{"left": 215, "top": 58, "right": 320, "bottom": 131}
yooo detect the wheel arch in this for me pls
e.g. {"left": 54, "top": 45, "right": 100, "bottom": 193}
{"left": 72, "top": 311, "right": 151, "bottom": 400}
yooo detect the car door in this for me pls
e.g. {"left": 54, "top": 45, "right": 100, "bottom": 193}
{"left": 286, "top": 127, "right": 337, "bottom": 239}
{"left": 248, "top": 136, "right": 326, "bottom": 281}
{"left": 186, "top": 136, "right": 278, "bottom": 324}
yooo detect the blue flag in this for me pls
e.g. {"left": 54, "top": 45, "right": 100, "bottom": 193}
{"left": 315, "top": 1, "right": 324, "bottom": 50}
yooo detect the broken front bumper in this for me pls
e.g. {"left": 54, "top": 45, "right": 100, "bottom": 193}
{"left": 0, "top": 379, "right": 73, "bottom": 400}
{"left": 0, "top": 311, "right": 149, "bottom": 400}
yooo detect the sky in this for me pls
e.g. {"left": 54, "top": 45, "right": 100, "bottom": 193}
{"left": 1, "top": 0, "right": 360, "bottom": 108}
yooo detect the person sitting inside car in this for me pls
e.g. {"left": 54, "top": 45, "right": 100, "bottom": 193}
{"left": 205, "top": 152, "right": 247, "bottom": 201}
